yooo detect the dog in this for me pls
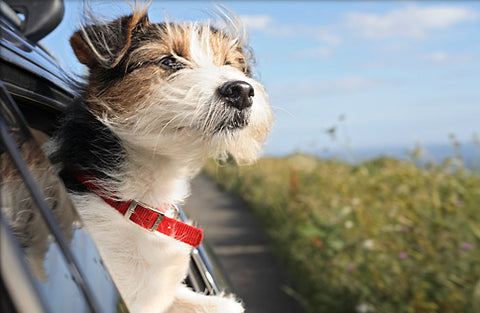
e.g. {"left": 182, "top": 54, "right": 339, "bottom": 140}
{"left": 50, "top": 3, "right": 272, "bottom": 313}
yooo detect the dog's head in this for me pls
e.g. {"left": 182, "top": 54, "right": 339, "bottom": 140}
{"left": 70, "top": 6, "right": 272, "bottom": 164}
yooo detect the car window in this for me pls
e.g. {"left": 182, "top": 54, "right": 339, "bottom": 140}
{"left": 0, "top": 84, "right": 128, "bottom": 313}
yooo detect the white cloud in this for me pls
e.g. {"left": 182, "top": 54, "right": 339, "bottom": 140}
{"left": 240, "top": 15, "right": 273, "bottom": 31}
{"left": 311, "top": 27, "right": 341, "bottom": 45}
{"left": 345, "top": 6, "right": 478, "bottom": 39}
{"left": 240, "top": 15, "right": 341, "bottom": 44}
{"left": 422, "top": 51, "right": 475, "bottom": 63}
{"left": 424, "top": 51, "right": 450, "bottom": 62}
{"left": 267, "top": 25, "right": 341, "bottom": 44}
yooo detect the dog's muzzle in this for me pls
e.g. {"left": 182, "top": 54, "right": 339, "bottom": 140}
{"left": 212, "top": 80, "right": 254, "bottom": 132}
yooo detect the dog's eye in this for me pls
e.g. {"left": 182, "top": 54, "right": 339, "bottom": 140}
{"left": 159, "top": 56, "right": 185, "bottom": 71}
{"left": 225, "top": 58, "right": 251, "bottom": 76}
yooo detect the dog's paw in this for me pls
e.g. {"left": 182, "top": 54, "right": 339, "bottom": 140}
{"left": 169, "top": 287, "right": 244, "bottom": 313}
{"left": 208, "top": 294, "right": 244, "bottom": 313}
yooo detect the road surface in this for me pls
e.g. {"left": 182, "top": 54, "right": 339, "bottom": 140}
{"left": 183, "top": 174, "right": 306, "bottom": 313}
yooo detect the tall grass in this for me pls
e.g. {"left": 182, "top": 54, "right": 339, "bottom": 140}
{"left": 204, "top": 154, "right": 480, "bottom": 313}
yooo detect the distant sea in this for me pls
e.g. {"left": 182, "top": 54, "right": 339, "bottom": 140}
{"left": 317, "top": 142, "right": 479, "bottom": 170}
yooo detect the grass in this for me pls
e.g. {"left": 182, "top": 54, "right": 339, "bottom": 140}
{"left": 204, "top": 153, "right": 480, "bottom": 313}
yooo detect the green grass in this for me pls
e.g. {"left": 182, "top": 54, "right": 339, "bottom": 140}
{"left": 204, "top": 154, "right": 480, "bottom": 313}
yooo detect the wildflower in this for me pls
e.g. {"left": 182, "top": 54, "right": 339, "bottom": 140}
{"left": 312, "top": 237, "right": 323, "bottom": 248}
{"left": 356, "top": 303, "right": 375, "bottom": 313}
{"left": 341, "top": 206, "right": 352, "bottom": 216}
{"left": 289, "top": 169, "right": 299, "bottom": 190}
{"left": 461, "top": 242, "right": 473, "bottom": 251}
{"left": 398, "top": 252, "right": 408, "bottom": 260}
{"left": 362, "top": 239, "right": 375, "bottom": 250}
{"left": 351, "top": 198, "right": 361, "bottom": 206}
{"left": 347, "top": 264, "right": 355, "bottom": 272}
{"left": 401, "top": 226, "right": 410, "bottom": 233}
{"left": 344, "top": 220, "right": 354, "bottom": 229}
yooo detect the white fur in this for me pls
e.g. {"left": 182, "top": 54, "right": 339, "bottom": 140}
{"left": 68, "top": 15, "right": 272, "bottom": 313}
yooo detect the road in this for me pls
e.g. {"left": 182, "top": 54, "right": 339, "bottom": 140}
{"left": 183, "top": 174, "right": 306, "bottom": 313}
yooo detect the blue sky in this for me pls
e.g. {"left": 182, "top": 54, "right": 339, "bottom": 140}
{"left": 43, "top": 1, "right": 480, "bottom": 157}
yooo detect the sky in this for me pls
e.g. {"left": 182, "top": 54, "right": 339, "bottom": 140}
{"left": 43, "top": 1, "right": 480, "bottom": 158}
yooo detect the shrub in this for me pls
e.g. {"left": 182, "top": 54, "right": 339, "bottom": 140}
{"left": 204, "top": 154, "right": 480, "bottom": 313}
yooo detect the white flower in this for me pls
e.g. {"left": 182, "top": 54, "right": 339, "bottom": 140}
{"left": 356, "top": 302, "right": 375, "bottom": 313}
{"left": 362, "top": 239, "right": 376, "bottom": 250}
{"left": 351, "top": 197, "right": 361, "bottom": 206}
{"left": 341, "top": 206, "right": 352, "bottom": 216}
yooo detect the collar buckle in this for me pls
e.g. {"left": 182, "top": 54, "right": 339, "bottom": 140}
{"left": 125, "top": 200, "right": 165, "bottom": 231}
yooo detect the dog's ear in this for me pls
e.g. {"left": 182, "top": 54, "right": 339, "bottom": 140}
{"left": 70, "top": 13, "right": 150, "bottom": 68}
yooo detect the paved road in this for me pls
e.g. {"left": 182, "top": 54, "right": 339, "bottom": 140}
{"left": 183, "top": 174, "right": 306, "bottom": 313}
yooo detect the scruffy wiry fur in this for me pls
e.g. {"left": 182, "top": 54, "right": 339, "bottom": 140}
{"left": 51, "top": 3, "right": 272, "bottom": 313}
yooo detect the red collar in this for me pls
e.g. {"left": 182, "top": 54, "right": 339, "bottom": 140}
{"left": 74, "top": 174, "right": 203, "bottom": 247}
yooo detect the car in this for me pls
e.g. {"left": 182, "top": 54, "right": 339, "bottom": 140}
{"left": 0, "top": 1, "right": 232, "bottom": 312}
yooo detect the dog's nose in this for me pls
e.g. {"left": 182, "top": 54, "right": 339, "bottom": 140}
{"left": 218, "top": 80, "right": 254, "bottom": 110}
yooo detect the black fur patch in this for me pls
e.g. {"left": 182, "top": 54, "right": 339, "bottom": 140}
{"left": 51, "top": 95, "right": 126, "bottom": 189}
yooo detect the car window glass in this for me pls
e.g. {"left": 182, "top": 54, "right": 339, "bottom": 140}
{"left": 1, "top": 93, "right": 128, "bottom": 313}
